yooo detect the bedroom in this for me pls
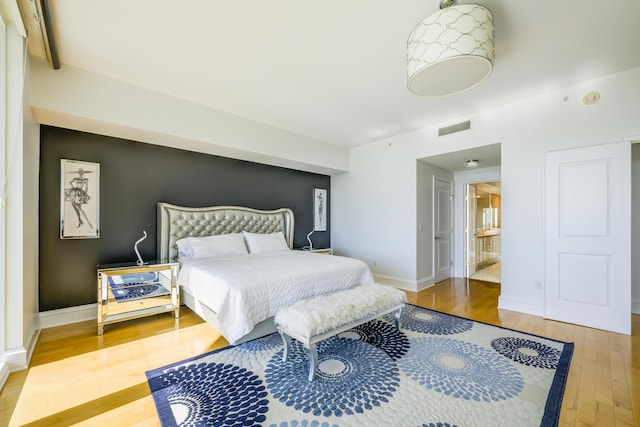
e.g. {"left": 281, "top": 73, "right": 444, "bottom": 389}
{"left": 2, "top": 0, "right": 640, "bottom": 425}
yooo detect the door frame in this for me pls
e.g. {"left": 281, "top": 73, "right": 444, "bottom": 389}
{"left": 464, "top": 180, "right": 502, "bottom": 278}
{"left": 465, "top": 183, "right": 477, "bottom": 278}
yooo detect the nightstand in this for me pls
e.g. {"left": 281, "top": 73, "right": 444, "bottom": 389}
{"left": 97, "top": 261, "right": 179, "bottom": 335}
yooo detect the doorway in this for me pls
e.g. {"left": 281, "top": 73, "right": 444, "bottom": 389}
{"left": 465, "top": 181, "right": 501, "bottom": 283}
{"left": 418, "top": 142, "right": 501, "bottom": 284}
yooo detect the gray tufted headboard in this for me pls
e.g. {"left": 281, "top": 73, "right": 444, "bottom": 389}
{"left": 157, "top": 202, "right": 295, "bottom": 262}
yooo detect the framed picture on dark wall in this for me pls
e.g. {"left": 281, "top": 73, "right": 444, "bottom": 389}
{"left": 313, "top": 188, "right": 327, "bottom": 231}
{"left": 60, "top": 159, "right": 100, "bottom": 239}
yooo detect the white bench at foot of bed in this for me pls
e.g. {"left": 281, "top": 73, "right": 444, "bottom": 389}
{"left": 274, "top": 283, "right": 407, "bottom": 381}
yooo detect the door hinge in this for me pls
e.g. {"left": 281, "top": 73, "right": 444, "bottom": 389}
{"left": 450, "top": 195, "right": 454, "bottom": 201}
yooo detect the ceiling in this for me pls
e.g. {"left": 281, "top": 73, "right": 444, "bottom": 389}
{"left": 20, "top": 1, "right": 640, "bottom": 159}
{"left": 476, "top": 181, "right": 500, "bottom": 195}
{"left": 420, "top": 142, "right": 500, "bottom": 172}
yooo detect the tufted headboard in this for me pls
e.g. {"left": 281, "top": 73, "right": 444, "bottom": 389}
{"left": 157, "top": 202, "right": 295, "bottom": 262}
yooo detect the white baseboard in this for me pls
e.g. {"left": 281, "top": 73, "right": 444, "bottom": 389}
{"left": 416, "top": 275, "right": 436, "bottom": 292}
{"left": 4, "top": 326, "right": 41, "bottom": 374}
{"left": 39, "top": 303, "right": 97, "bottom": 329}
{"left": 25, "top": 326, "right": 40, "bottom": 370}
{"left": 5, "top": 347, "right": 27, "bottom": 372}
{"left": 498, "top": 295, "right": 544, "bottom": 317}
{"left": 632, "top": 299, "right": 640, "bottom": 314}
{"left": 373, "top": 274, "right": 418, "bottom": 291}
{"left": 0, "top": 361, "right": 10, "bottom": 391}
{"left": 0, "top": 326, "right": 41, "bottom": 392}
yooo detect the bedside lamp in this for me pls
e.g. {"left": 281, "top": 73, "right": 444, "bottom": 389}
{"left": 306, "top": 229, "right": 315, "bottom": 251}
{"left": 134, "top": 231, "right": 148, "bottom": 266}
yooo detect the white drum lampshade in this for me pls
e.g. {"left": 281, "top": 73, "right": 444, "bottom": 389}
{"left": 407, "top": 3, "right": 494, "bottom": 97}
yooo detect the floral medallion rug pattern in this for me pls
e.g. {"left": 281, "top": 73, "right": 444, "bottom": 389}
{"left": 146, "top": 305, "right": 573, "bottom": 427}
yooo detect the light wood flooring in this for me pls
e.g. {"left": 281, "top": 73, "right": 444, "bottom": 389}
{"left": 1, "top": 278, "right": 639, "bottom": 426}
{"left": 470, "top": 261, "right": 501, "bottom": 283}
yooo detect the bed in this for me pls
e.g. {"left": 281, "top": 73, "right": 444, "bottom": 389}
{"left": 156, "top": 202, "right": 374, "bottom": 344}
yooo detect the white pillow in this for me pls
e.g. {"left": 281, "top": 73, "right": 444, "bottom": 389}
{"left": 175, "top": 237, "right": 194, "bottom": 259}
{"left": 243, "top": 231, "right": 290, "bottom": 254}
{"left": 176, "top": 233, "right": 248, "bottom": 259}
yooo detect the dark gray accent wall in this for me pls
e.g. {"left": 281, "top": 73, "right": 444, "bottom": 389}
{"left": 39, "top": 125, "right": 330, "bottom": 311}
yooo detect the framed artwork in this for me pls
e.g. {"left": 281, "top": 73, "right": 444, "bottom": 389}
{"left": 313, "top": 188, "right": 327, "bottom": 231}
{"left": 60, "top": 159, "right": 100, "bottom": 239}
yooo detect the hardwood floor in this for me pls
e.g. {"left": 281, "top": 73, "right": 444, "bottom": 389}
{"left": 470, "top": 261, "right": 501, "bottom": 283}
{"left": 1, "top": 278, "right": 639, "bottom": 426}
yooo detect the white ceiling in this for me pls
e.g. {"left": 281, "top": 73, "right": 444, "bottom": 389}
{"left": 29, "top": 0, "right": 640, "bottom": 154}
{"left": 421, "top": 142, "right": 501, "bottom": 172}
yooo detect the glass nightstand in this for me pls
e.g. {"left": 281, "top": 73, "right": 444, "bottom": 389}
{"left": 97, "top": 261, "right": 179, "bottom": 335}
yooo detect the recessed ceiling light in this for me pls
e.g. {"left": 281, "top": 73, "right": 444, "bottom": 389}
{"left": 466, "top": 159, "right": 479, "bottom": 167}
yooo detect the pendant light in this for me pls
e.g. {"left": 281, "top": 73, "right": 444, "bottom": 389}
{"left": 407, "top": 0, "right": 494, "bottom": 97}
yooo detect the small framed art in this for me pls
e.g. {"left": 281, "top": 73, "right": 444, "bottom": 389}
{"left": 313, "top": 188, "right": 327, "bottom": 231}
{"left": 60, "top": 159, "right": 100, "bottom": 239}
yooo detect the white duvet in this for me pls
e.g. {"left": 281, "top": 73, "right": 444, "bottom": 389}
{"left": 178, "top": 250, "right": 374, "bottom": 343}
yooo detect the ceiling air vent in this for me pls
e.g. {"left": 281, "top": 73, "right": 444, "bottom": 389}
{"left": 438, "top": 120, "right": 471, "bottom": 137}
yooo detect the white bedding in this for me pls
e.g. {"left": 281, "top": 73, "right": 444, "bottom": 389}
{"left": 178, "top": 250, "right": 374, "bottom": 343}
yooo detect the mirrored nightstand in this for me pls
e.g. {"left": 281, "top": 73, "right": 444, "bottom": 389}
{"left": 97, "top": 261, "right": 179, "bottom": 335}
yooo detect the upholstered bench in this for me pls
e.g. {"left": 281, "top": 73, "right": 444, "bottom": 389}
{"left": 274, "top": 283, "right": 406, "bottom": 380}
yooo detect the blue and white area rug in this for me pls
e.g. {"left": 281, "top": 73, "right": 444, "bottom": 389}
{"left": 146, "top": 305, "right": 573, "bottom": 427}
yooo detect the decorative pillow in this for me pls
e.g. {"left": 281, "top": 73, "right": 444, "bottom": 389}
{"left": 243, "top": 231, "right": 290, "bottom": 254}
{"left": 176, "top": 233, "right": 248, "bottom": 259}
{"left": 175, "top": 237, "right": 194, "bottom": 259}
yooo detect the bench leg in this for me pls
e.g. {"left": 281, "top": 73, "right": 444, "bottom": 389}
{"left": 279, "top": 332, "right": 291, "bottom": 362}
{"left": 307, "top": 344, "right": 318, "bottom": 381}
{"left": 394, "top": 307, "right": 402, "bottom": 331}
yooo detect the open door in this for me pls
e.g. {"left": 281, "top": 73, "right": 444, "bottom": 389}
{"left": 434, "top": 178, "right": 453, "bottom": 283}
{"left": 465, "top": 184, "right": 477, "bottom": 277}
{"left": 545, "top": 141, "right": 631, "bottom": 334}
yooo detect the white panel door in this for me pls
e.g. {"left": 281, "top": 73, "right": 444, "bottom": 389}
{"left": 545, "top": 141, "right": 631, "bottom": 334}
{"left": 466, "top": 184, "right": 477, "bottom": 277}
{"left": 434, "top": 178, "right": 452, "bottom": 283}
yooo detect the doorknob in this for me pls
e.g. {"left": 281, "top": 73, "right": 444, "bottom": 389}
{"left": 435, "top": 236, "right": 442, "bottom": 240}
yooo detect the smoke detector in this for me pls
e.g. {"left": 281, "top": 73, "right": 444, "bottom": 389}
{"left": 583, "top": 92, "right": 600, "bottom": 105}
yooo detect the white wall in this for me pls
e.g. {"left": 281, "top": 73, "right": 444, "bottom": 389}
{"left": 331, "top": 139, "right": 418, "bottom": 289}
{"left": 0, "top": 16, "right": 7, "bottom": 387}
{"left": 22, "top": 53, "right": 40, "bottom": 355}
{"left": 1, "top": 22, "right": 39, "bottom": 383}
{"left": 332, "top": 66, "right": 640, "bottom": 316}
{"left": 28, "top": 58, "right": 350, "bottom": 176}
{"left": 632, "top": 144, "right": 640, "bottom": 312}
